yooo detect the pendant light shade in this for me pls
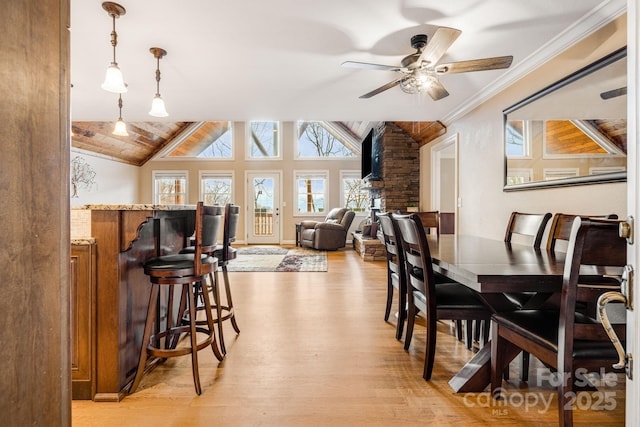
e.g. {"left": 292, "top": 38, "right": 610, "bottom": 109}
{"left": 149, "top": 47, "right": 169, "bottom": 117}
{"left": 102, "top": 63, "right": 127, "bottom": 93}
{"left": 149, "top": 94, "right": 168, "bottom": 117}
{"left": 101, "top": 2, "right": 127, "bottom": 94}
{"left": 113, "top": 118, "right": 129, "bottom": 136}
{"left": 113, "top": 95, "right": 129, "bottom": 136}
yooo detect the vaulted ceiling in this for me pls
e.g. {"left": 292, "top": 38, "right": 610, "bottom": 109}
{"left": 69, "top": 0, "right": 625, "bottom": 165}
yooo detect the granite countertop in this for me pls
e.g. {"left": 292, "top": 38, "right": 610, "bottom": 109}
{"left": 79, "top": 204, "right": 197, "bottom": 211}
{"left": 71, "top": 238, "right": 96, "bottom": 245}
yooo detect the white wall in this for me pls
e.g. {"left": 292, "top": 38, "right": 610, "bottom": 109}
{"left": 69, "top": 150, "right": 139, "bottom": 207}
{"left": 422, "top": 15, "right": 627, "bottom": 240}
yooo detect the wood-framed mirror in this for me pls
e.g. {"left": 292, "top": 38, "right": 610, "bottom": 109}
{"left": 503, "top": 47, "right": 627, "bottom": 191}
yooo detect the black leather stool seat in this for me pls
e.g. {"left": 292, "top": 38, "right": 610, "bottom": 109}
{"left": 144, "top": 254, "right": 215, "bottom": 275}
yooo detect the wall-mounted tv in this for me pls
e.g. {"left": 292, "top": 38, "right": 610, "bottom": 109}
{"left": 361, "top": 127, "right": 382, "bottom": 181}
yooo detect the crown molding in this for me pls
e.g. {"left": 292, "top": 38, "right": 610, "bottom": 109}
{"left": 441, "top": 0, "right": 627, "bottom": 125}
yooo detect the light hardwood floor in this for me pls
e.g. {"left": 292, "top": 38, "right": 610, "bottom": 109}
{"left": 72, "top": 247, "right": 625, "bottom": 426}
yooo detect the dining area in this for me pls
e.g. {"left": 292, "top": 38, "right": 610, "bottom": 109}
{"left": 377, "top": 210, "right": 629, "bottom": 426}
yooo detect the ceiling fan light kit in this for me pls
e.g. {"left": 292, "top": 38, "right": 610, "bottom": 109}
{"left": 342, "top": 27, "right": 513, "bottom": 101}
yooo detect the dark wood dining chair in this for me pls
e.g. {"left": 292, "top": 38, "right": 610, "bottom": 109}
{"left": 491, "top": 217, "right": 626, "bottom": 426}
{"left": 547, "top": 213, "right": 618, "bottom": 253}
{"left": 502, "top": 211, "right": 552, "bottom": 380}
{"left": 416, "top": 211, "right": 440, "bottom": 237}
{"left": 393, "top": 213, "right": 491, "bottom": 380}
{"left": 377, "top": 212, "right": 407, "bottom": 341}
{"left": 416, "top": 211, "right": 470, "bottom": 344}
{"left": 130, "top": 202, "right": 224, "bottom": 395}
{"left": 504, "top": 211, "right": 552, "bottom": 249}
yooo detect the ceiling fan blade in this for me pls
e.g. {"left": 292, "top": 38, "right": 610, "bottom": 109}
{"left": 359, "top": 79, "right": 403, "bottom": 99}
{"left": 435, "top": 56, "right": 513, "bottom": 74}
{"left": 600, "top": 86, "right": 627, "bottom": 100}
{"left": 426, "top": 79, "right": 449, "bottom": 101}
{"left": 341, "top": 61, "right": 402, "bottom": 72}
{"left": 419, "top": 27, "right": 462, "bottom": 65}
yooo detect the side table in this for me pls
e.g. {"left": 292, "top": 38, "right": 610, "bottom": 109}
{"left": 295, "top": 223, "right": 301, "bottom": 246}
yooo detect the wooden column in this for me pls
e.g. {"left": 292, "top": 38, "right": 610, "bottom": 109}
{"left": 1, "top": 0, "right": 71, "bottom": 425}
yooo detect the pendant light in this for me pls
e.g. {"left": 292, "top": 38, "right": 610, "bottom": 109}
{"left": 101, "top": 2, "right": 128, "bottom": 93}
{"left": 113, "top": 95, "right": 129, "bottom": 136}
{"left": 149, "top": 47, "right": 169, "bottom": 117}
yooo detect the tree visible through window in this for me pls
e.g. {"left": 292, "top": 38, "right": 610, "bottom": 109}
{"left": 201, "top": 173, "right": 232, "bottom": 205}
{"left": 342, "top": 174, "right": 370, "bottom": 212}
{"left": 249, "top": 121, "right": 279, "bottom": 158}
{"left": 295, "top": 171, "right": 327, "bottom": 214}
{"left": 297, "top": 121, "right": 356, "bottom": 157}
{"left": 153, "top": 171, "right": 187, "bottom": 205}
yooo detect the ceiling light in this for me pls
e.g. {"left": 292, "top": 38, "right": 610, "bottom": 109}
{"left": 113, "top": 95, "right": 129, "bottom": 136}
{"left": 101, "top": 2, "right": 128, "bottom": 93}
{"left": 400, "top": 69, "right": 436, "bottom": 95}
{"left": 149, "top": 47, "right": 169, "bottom": 117}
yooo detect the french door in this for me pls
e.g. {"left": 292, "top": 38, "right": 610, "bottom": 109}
{"left": 246, "top": 171, "right": 281, "bottom": 244}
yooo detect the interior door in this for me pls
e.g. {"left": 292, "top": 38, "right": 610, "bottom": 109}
{"left": 246, "top": 171, "right": 281, "bottom": 244}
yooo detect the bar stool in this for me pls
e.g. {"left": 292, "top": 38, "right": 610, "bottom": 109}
{"left": 180, "top": 203, "right": 241, "bottom": 355}
{"left": 129, "top": 202, "right": 224, "bottom": 395}
{"left": 211, "top": 203, "right": 241, "bottom": 354}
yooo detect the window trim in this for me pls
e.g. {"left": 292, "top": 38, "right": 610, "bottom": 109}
{"left": 152, "top": 170, "right": 188, "bottom": 205}
{"left": 340, "top": 170, "right": 370, "bottom": 216}
{"left": 246, "top": 120, "right": 282, "bottom": 160}
{"left": 199, "top": 170, "right": 235, "bottom": 205}
{"left": 293, "top": 169, "right": 329, "bottom": 217}
{"left": 153, "top": 121, "right": 235, "bottom": 161}
{"left": 294, "top": 120, "right": 358, "bottom": 160}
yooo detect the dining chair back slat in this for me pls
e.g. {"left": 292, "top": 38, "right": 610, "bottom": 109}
{"left": 491, "top": 217, "right": 627, "bottom": 426}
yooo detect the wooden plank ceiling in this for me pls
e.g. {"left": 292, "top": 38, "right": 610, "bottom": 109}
{"left": 71, "top": 120, "right": 446, "bottom": 166}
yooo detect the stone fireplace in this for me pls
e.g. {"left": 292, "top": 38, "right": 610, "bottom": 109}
{"left": 365, "top": 122, "right": 421, "bottom": 215}
{"left": 353, "top": 122, "right": 421, "bottom": 261}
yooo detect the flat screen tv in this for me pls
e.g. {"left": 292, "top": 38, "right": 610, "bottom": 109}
{"left": 361, "top": 128, "right": 382, "bottom": 181}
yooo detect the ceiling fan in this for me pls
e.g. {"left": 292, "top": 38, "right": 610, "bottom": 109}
{"left": 600, "top": 86, "right": 627, "bottom": 100}
{"left": 342, "top": 27, "right": 513, "bottom": 100}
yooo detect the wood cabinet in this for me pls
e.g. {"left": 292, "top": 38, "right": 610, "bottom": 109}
{"left": 70, "top": 242, "right": 96, "bottom": 400}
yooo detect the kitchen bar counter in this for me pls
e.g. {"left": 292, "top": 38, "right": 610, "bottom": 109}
{"left": 81, "top": 204, "right": 196, "bottom": 211}
{"left": 80, "top": 205, "right": 196, "bottom": 401}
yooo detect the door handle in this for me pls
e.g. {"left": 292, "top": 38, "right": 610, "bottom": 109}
{"left": 597, "top": 264, "right": 634, "bottom": 379}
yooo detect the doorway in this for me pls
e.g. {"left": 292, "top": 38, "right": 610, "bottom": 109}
{"left": 430, "top": 133, "right": 458, "bottom": 233}
{"left": 246, "top": 171, "right": 281, "bottom": 244}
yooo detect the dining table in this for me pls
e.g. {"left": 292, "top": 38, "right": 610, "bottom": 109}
{"left": 424, "top": 234, "right": 567, "bottom": 393}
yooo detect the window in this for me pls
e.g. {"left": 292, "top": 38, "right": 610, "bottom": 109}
{"left": 340, "top": 171, "right": 370, "bottom": 213}
{"left": 153, "top": 171, "right": 188, "bottom": 204}
{"left": 505, "top": 120, "right": 530, "bottom": 158}
{"left": 248, "top": 121, "right": 280, "bottom": 159}
{"left": 296, "top": 121, "right": 357, "bottom": 158}
{"left": 161, "top": 121, "right": 233, "bottom": 159}
{"left": 543, "top": 168, "right": 580, "bottom": 181}
{"left": 506, "top": 168, "right": 533, "bottom": 186}
{"left": 294, "top": 170, "right": 328, "bottom": 214}
{"left": 200, "top": 171, "right": 233, "bottom": 205}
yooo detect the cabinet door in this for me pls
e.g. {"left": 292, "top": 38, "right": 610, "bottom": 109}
{"left": 71, "top": 243, "right": 96, "bottom": 400}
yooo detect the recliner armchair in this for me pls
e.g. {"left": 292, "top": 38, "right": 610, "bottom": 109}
{"left": 300, "top": 208, "right": 355, "bottom": 250}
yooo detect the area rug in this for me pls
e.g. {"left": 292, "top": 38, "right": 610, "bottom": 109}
{"left": 226, "top": 246, "right": 328, "bottom": 272}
